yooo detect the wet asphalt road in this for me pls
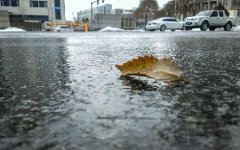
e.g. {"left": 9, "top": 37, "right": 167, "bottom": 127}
{"left": 0, "top": 31, "right": 240, "bottom": 150}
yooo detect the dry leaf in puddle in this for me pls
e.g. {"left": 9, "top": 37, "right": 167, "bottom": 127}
{"left": 115, "top": 56, "right": 183, "bottom": 83}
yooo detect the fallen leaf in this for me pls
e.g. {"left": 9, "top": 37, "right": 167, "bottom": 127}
{"left": 115, "top": 56, "right": 183, "bottom": 83}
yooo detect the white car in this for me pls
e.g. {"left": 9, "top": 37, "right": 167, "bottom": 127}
{"left": 53, "top": 25, "right": 73, "bottom": 32}
{"left": 146, "top": 17, "right": 184, "bottom": 31}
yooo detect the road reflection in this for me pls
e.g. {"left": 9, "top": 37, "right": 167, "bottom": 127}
{"left": 0, "top": 37, "right": 73, "bottom": 136}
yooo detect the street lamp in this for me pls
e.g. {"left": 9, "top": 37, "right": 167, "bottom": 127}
{"left": 91, "top": 0, "right": 104, "bottom": 26}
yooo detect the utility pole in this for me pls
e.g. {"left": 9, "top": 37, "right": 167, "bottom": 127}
{"left": 91, "top": 0, "right": 104, "bottom": 27}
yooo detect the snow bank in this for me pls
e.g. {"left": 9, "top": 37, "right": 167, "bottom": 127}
{"left": 129, "top": 29, "right": 145, "bottom": 32}
{"left": 191, "top": 28, "right": 201, "bottom": 31}
{"left": 99, "top": 26, "right": 124, "bottom": 32}
{"left": 99, "top": 27, "right": 146, "bottom": 32}
{"left": 191, "top": 26, "right": 240, "bottom": 31}
{"left": 233, "top": 25, "right": 240, "bottom": 31}
{"left": 0, "top": 27, "right": 25, "bottom": 32}
{"left": 215, "top": 27, "right": 225, "bottom": 31}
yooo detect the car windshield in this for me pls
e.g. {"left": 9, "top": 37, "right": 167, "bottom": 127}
{"left": 155, "top": 18, "right": 171, "bottom": 21}
{"left": 196, "top": 11, "right": 211, "bottom": 16}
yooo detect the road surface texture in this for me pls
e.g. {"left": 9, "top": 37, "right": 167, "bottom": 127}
{"left": 0, "top": 31, "right": 240, "bottom": 150}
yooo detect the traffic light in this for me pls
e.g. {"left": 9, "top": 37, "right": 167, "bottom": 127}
{"left": 97, "top": 0, "right": 99, "bottom": 5}
{"left": 102, "top": 0, "right": 104, "bottom": 2}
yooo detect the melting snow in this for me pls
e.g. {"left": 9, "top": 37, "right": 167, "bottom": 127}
{"left": 99, "top": 26, "right": 124, "bottom": 32}
{"left": 0, "top": 27, "right": 25, "bottom": 32}
{"left": 233, "top": 25, "right": 240, "bottom": 31}
{"left": 99, "top": 26, "right": 145, "bottom": 32}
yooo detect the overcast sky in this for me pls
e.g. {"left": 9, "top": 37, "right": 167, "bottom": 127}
{"left": 65, "top": 0, "right": 171, "bottom": 20}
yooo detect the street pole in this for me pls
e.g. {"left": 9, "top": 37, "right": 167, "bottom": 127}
{"left": 90, "top": 0, "right": 104, "bottom": 31}
{"left": 90, "top": 0, "right": 99, "bottom": 30}
{"left": 91, "top": 2, "right": 93, "bottom": 25}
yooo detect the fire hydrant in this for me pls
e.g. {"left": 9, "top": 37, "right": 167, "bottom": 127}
{"left": 84, "top": 23, "right": 89, "bottom": 32}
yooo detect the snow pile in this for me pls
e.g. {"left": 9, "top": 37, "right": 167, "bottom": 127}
{"left": 99, "top": 27, "right": 146, "bottom": 32}
{"left": 0, "top": 27, "right": 25, "bottom": 32}
{"left": 130, "top": 29, "right": 145, "bottom": 32}
{"left": 215, "top": 27, "right": 224, "bottom": 31}
{"left": 99, "top": 26, "right": 124, "bottom": 32}
{"left": 191, "top": 28, "right": 201, "bottom": 31}
{"left": 233, "top": 25, "right": 240, "bottom": 31}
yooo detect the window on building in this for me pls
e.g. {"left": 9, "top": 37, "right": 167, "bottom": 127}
{"left": 129, "top": 18, "right": 132, "bottom": 27}
{"left": 55, "top": 0, "right": 61, "bottom": 7}
{"left": 39, "top": 1, "right": 47, "bottom": 7}
{"left": 30, "top": 1, "right": 38, "bottom": 7}
{"left": 0, "top": 0, "right": 5, "bottom": 6}
{"left": 3, "top": 0, "right": 10, "bottom": 6}
{"left": 30, "top": 0, "right": 47, "bottom": 8}
{"left": 0, "top": 0, "right": 19, "bottom": 6}
{"left": 125, "top": 18, "right": 128, "bottom": 27}
{"left": 233, "top": 0, "right": 237, "bottom": 6}
{"left": 55, "top": 9, "right": 61, "bottom": 20}
{"left": 121, "top": 18, "right": 124, "bottom": 28}
{"left": 224, "top": 0, "right": 227, "bottom": 6}
{"left": 11, "top": 0, "right": 19, "bottom": 6}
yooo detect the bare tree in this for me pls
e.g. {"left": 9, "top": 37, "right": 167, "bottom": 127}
{"left": 214, "top": 2, "right": 230, "bottom": 16}
{"left": 133, "top": 0, "right": 159, "bottom": 26}
{"left": 17, "top": 1, "right": 27, "bottom": 20}
{"left": 179, "top": 0, "right": 189, "bottom": 19}
{"left": 155, "top": 0, "right": 179, "bottom": 18}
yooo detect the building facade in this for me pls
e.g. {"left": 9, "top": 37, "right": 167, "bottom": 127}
{"left": 94, "top": 13, "right": 135, "bottom": 30}
{"left": 77, "top": 4, "right": 112, "bottom": 23}
{"left": 220, "top": 0, "right": 240, "bottom": 16}
{"left": 0, "top": 10, "right": 10, "bottom": 29}
{"left": 187, "top": 0, "right": 240, "bottom": 16}
{"left": 77, "top": 3, "right": 136, "bottom": 30}
{"left": 0, "top": 0, "right": 66, "bottom": 23}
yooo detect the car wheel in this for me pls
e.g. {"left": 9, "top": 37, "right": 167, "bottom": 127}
{"left": 224, "top": 22, "right": 232, "bottom": 31}
{"left": 160, "top": 25, "right": 166, "bottom": 31}
{"left": 209, "top": 27, "right": 215, "bottom": 31}
{"left": 200, "top": 21, "right": 209, "bottom": 31}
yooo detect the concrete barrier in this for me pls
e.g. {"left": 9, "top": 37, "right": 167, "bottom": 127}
{"left": 0, "top": 10, "right": 10, "bottom": 29}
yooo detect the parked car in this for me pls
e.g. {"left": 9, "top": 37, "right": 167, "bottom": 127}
{"left": 53, "top": 25, "right": 73, "bottom": 32}
{"left": 184, "top": 10, "right": 236, "bottom": 31}
{"left": 145, "top": 17, "right": 184, "bottom": 31}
